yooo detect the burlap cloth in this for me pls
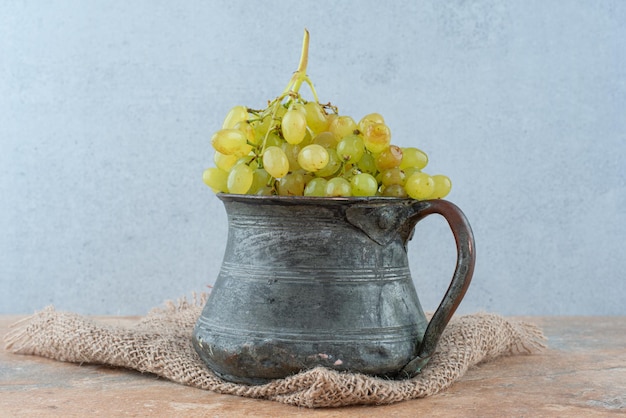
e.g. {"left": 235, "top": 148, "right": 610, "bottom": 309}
{"left": 4, "top": 294, "right": 546, "bottom": 408}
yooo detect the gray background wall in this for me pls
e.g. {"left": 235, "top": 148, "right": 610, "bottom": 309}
{"left": 1, "top": 1, "right": 624, "bottom": 316}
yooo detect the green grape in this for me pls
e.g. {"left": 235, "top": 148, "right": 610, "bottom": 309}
{"left": 350, "top": 173, "right": 378, "bottom": 196}
{"left": 281, "top": 142, "right": 303, "bottom": 171}
{"left": 282, "top": 107, "right": 307, "bottom": 144}
{"left": 235, "top": 154, "right": 257, "bottom": 169}
{"left": 213, "top": 151, "right": 238, "bottom": 172}
{"left": 299, "top": 128, "right": 313, "bottom": 146}
{"left": 357, "top": 112, "right": 385, "bottom": 134}
{"left": 249, "top": 168, "right": 271, "bottom": 194}
{"left": 342, "top": 165, "right": 359, "bottom": 181}
{"left": 256, "top": 186, "right": 274, "bottom": 195}
{"left": 222, "top": 105, "right": 248, "bottom": 129}
{"left": 289, "top": 102, "right": 306, "bottom": 112}
{"left": 297, "top": 144, "right": 330, "bottom": 172}
{"left": 275, "top": 104, "right": 288, "bottom": 119}
{"left": 255, "top": 107, "right": 285, "bottom": 140}
{"left": 336, "top": 134, "right": 365, "bottom": 164}
{"left": 212, "top": 129, "right": 251, "bottom": 156}
{"left": 326, "top": 113, "right": 339, "bottom": 127}
{"left": 234, "top": 121, "right": 258, "bottom": 145}
{"left": 356, "top": 152, "right": 377, "bottom": 174}
{"left": 325, "top": 177, "right": 352, "bottom": 197}
{"left": 263, "top": 130, "right": 284, "bottom": 148}
{"left": 381, "top": 167, "right": 406, "bottom": 187}
{"left": 312, "top": 131, "right": 338, "bottom": 149}
{"left": 304, "top": 177, "right": 328, "bottom": 196}
{"left": 227, "top": 163, "right": 254, "bottom": 194}
{"left": 362, "top": 123, "right": 391, "bottom": 154}
{"left": 375, "top": 145, "right": 403, "bottom": 171}
{"left": 315, "top": 148, "right": 342, "bottom": 177}
{"left": 277, "top": 172, "right": 305, "bottom": 196}
{"left": 304, "top": 101, "right": 329, "bottom": 134}
{"left": 382, "top": 184, "right": 408, "bottom": 198}
{"left": 402, "top": 166, "right": 421, "bottom": 180}
{"left": 431, "top": 174, "right": 452, "bottom": 199}
{"left": 329, "top": 115, "right": 357, "bottom": 140}
{"left": 294, "top": 168, "right": 315, "bottom": 185}
{"left": 400, "top": 147, "right": 428, "bottom": 170}
{"left": 262, "top": 146, "right": 290, "bottom": 178}
{"left": 202, "top": 167, "right": 229, "bottom": 193}
{"left": 252, "top": 114, "right": 271, "bottom": 137}
{"left": 405, "top": 171, "right": 435, "bottom": 200}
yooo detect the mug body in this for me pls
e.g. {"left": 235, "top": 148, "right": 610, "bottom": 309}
{"left": 192, "top": 195, "right": 427, "bottom": 385}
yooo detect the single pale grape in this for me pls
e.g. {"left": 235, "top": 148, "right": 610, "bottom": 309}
{"left": 325, "top": 113, "right": 338, "bottom": 134}
{"left": 202, "top": 167, "right": 229, "bottom": 193}
{"left": 301, "top": 129, "right": 313, "bottom": 146}
{"left": 375, "top": 145, "right": 403, "bottom": 171}
{"left": 304, "top": 101, "right": 329, "bottom": 133}
{"left": 336, "top": 134, "right": 365, "bottom": 164}
{"left": 400, "top": 147, "right": 428, "bottom": 170}
{"left": 381, "top": 167, "right": 406, "bottom": 186}
{"left": 263, "top": 130, "right": 284, "bottom": 148}
{"left": 431, "top": 174, "right": 452, "bottom": 199}
{"left": 304, "top": 177, "right": 328, "bottom": 196}
{"left": 277, "top": 172, "right": 305, "bottom": 196}
{"left": 253, "top": 114, "right": 272, "bottom": 137}
{"left": 235, "top": 154, "right": 257, "bottom": 169}
{"left": 298, "top": 144, "right": 329, "bottom": 172}
{"left": 255, "top": 107, "right": 285, "bottom": 139}
{"left": 363, "top": 122, "right": 391, "bottom": 153}
{"left": 275, "top": 104, "right": 288, "bottom": 119}
{"left": 282, "top": 107, "right": 307, "bottom": 144}
{"left": 329, "top": 115, "right": 357, "bottom": 139}
{"left": 402, "top": 166, "right": 421, "bottom": 180}
{"left": 214, "top": 151, "right": 238, "bottom": 172}
{"left": 382, "top": 184, "right": 408, "bottom": 198}
{"left": 312, "top": 131, "right": 337, "bottom": 149}
{"left": 356, "top": 152, "right": 377, "bottom": 174}
{"left": 249, "top": 168, "right": 271, "bottom": 194}
{"left": 357, "top": 112, "right": 385, "bottom": 134}
{"left": 227, "top": 163, "right": 254, "bottom": 194}
{"left": 222, "top": 105, "right": 248, "bottom": 129}
{"left": 294, "top": 168, "right": 315, "bottom": 186}
{"left": 325, "top": 177, "right": 352, "bottom": 197}
{"left": 350, "top": 173, "right": 378, "bottom": 196}
{"left": 289, "top": 102, "right": 306, "bottom": 113}
{"left": 256, "top": 186, "right": 274, "bottom": 195}
{"left": 282, "top": 142, "right": 303, "bottom": 171}
{"left": 234, "top": 121, "right": 258, "bottom": 145}
{"left": 405, "top": 171, "right": 435, "bottom": 200}
{"left": 315, "top": 148, "right": 342, "bottom": 177}
{"left": 263, "top": 146, "right": 290, "bottom": 178}
{"left": 212, "top": 129, "right": 251, "bottom": 156}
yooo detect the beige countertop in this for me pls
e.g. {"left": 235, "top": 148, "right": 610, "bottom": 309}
{"left": 1, "top": 315, "right": 625, "bottom": 417}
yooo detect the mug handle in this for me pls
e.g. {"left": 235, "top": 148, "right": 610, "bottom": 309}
{"left": 400, "top": 199, "right": 476, "bottom": 377}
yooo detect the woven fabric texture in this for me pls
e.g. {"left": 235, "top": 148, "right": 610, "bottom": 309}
{"left": 4, "top": 296, "right": 546, "bottom": 408}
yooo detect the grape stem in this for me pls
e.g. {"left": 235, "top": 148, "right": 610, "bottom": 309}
{"left": 282, "top": 29, "right": 318, "bottom": 100}
{"left": 296, "top": 29, "right": 310, "bottom": 74}
{"left": 261, "top": 29, "right": 320, "bottom": 154}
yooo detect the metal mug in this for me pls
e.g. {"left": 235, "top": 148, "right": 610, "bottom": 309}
{"left": 193, "top": 194, "right": 475, "bottom": 385}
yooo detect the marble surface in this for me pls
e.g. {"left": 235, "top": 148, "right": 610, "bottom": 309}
{"left": 2, "top": 316, "right": 625, "bottom": 416}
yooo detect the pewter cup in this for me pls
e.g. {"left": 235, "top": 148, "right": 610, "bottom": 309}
{"left": 193, "top": 194, "right": 475, "bottom": 385}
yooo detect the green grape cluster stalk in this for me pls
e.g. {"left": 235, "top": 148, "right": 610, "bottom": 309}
{"left": 203, "top": 30, "right": 451, "bottom": 200}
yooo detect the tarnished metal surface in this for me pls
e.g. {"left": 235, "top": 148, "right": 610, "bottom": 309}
{"left": 193, "top": 195, "right": 475, "bottom": 385}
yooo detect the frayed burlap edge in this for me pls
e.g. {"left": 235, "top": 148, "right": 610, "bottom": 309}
{"left": 4, "top": 295, "right": 546, "bottom": 408}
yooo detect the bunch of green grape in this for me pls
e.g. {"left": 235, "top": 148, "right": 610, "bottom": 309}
{"left": 202, "top": 31, "right": 451, "bottom": 200}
